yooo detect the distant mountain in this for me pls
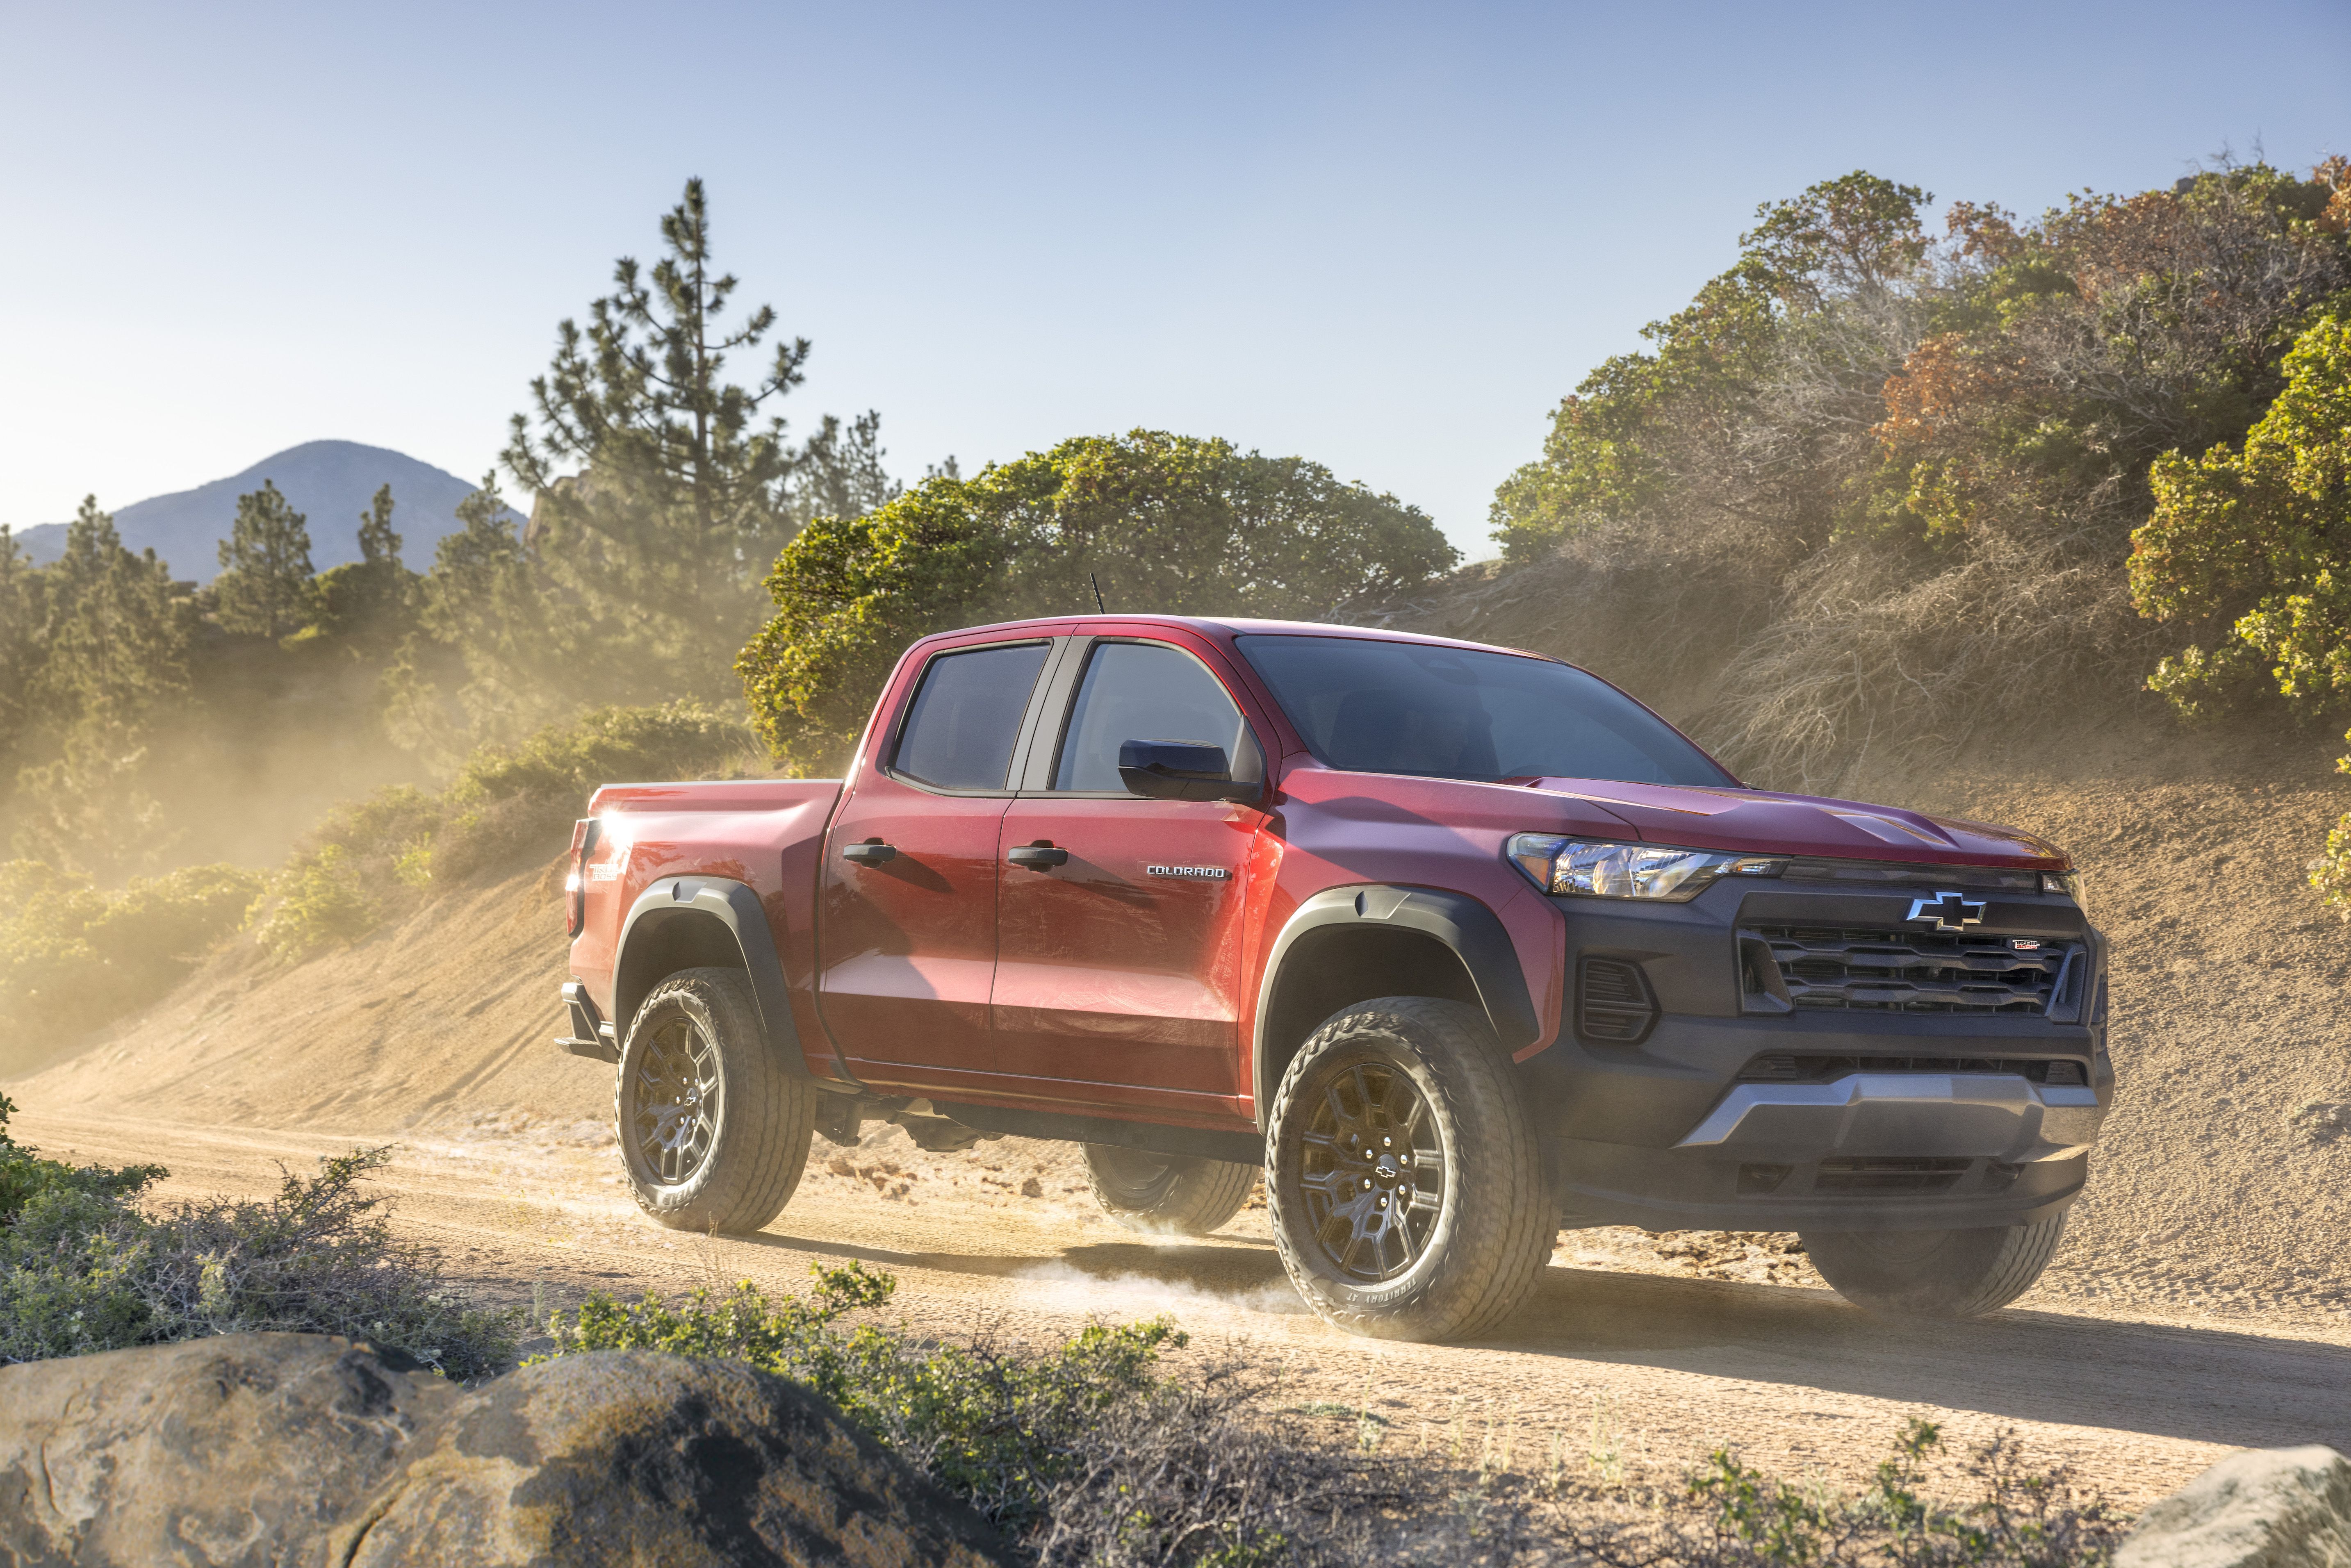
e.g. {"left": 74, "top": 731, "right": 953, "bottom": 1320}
{"left": 12, "top": 441, "right": 524, "bottom": 582}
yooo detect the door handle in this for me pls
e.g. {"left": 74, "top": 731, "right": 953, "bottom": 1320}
{"left": 1007, "top": 843, "right": 1069, "bottom": 869}
{"left": 841, "top": 840, "right": 898, "bottom": 865}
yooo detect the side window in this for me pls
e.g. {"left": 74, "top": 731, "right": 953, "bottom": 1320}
{"left": 1054, "top": 642, "right": 1249, "bottom": 791}
{"left": 892, "top": 642, "right": 1051, "bottom": 791}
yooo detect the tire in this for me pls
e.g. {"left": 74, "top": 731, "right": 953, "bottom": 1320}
{"left": 614, "top": 967, "right": 816, "bottom": 1233}
{"left": 1800, "top": 1215, "right": 2066, "bottom": 1318}
{"left": 1264, "top": 997, "right": 1550, "bottom": 1342}
{"left": 1082, "top": 1143, "right": 1257, "bottom": 1235}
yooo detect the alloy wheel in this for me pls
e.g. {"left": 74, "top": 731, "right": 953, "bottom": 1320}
{"left": 1298, "top": 1061, "right": 1444, "bottom": 1281}
{"left": 631, "top": 1016, "right": 719, "bottom": 1185}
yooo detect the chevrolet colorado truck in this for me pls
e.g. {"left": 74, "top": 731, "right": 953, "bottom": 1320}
{"left": 556, "top": 615, "right": 2112, "bottom": 1342}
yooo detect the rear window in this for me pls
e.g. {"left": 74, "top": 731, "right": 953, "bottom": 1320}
{"left": 891, "top": 642, "right": 1051, "bottom": 790}
{"left": 1235, "top": 634, "right": 1731, "bottom": 787}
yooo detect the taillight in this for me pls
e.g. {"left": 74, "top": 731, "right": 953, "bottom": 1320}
{"left": 566, "top": 817, "right": 601, "bottom": 937}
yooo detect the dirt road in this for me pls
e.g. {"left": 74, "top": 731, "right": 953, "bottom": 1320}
{"left": 20, "top": 1105, "right": 2349, "bottom": 1511}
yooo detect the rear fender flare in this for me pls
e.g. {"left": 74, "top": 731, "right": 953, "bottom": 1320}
{"left": 1250, "top": 885, "right": 1539, "bottom": 1129}
{"left": 613, "top": 877, "right": 808, "bottom": 1076}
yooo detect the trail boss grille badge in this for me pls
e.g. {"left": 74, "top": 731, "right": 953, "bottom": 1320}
{"left": 1146, "top": 865, "right": 1230, "bottom": 880}
{"left": 1906, "top": 891, "right": 1986, "bottom": 931}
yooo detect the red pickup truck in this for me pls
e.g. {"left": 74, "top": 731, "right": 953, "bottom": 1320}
{"left": 558, "top": 616, "right": 2111, "bottom": 1341}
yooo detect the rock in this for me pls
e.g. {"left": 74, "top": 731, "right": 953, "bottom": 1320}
{"left": 0, "top": 1334, "right": 1011, "bottom": 1568}
{"left": 0, "top": 1333, "right": 464, "bottom": 1566}
{"left": 2118, "top": 1445, "right": 2351, "bottom": 1568}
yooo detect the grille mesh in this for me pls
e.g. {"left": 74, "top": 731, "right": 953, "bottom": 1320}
{"left": 1750, "top": 925, "right": 2073, "bottom": 1015}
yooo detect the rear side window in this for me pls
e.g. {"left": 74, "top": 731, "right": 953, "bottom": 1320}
{"left": 892, "top": 642, "right": 1051, "bottom": 791}
{"left": 1055, "top": 642, "right": 1249, "bottom": 791}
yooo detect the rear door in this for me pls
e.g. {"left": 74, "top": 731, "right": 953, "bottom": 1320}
{"left": 991, "top": 635, "right": 1266, "bottom": 1115}
{"left": 817, "top": 637, "right": 1059, "bottom": 1088}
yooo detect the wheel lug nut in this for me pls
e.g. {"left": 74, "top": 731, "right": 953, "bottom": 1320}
{"left": 1382, "top": 1136, "right": 1392, "bottom": 1148}
{"left": 1378, "top": 1195, "right": 1389, "bottom": 1209}
{"left": 1361, "top": 1177, "right": 1373, "bottom": 1190}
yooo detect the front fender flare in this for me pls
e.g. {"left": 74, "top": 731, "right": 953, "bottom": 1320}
{"left": 1250, "top": 884, "right": 1540, "bottom": 1127}
{"left": 613, "top": 877, "right": 808, "bottom": 1076}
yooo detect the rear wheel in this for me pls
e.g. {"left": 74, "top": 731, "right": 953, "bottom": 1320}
{"left": 1799, "top": 1216, "right": 2066, "bottom": 1318}
{"left": 615, "top": 967, "right": 815, "bottom": 1233}
{"left": 1082, "top": 1143, "right": 1256, "bottom": 1235}
{"left": 1265, "top": 997, "right": 1550, "bottom": 1342}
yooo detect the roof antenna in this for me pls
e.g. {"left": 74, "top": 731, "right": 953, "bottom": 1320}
{"left": 1089, "top": 573, "right": 1106, "bottom": 614}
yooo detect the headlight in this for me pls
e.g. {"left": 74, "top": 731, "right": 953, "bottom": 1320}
{"left": 1507, "top": 834, "right": 1788, "bottom": 901}
{"left": 2042, "top": 870, "right": 2091, "bottom": 918}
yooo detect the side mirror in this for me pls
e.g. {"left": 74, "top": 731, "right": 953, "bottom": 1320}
{"left": 1118, "top": 740, "right": 1258, "bottom": 803}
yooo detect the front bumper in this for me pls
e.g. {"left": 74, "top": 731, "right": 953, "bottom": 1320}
{"left": 1523, "top": 872, "right": 2114, "bottom": 1232}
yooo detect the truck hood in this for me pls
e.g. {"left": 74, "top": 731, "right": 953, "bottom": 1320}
{"left": 1519, "top": 778, "right": 2066, "bottom": 869}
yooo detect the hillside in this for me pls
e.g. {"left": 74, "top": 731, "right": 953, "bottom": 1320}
{"left": 14, "top": 440, "right": 522, "bottom": 580}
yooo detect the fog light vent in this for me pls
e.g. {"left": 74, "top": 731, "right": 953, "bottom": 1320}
{"left": 2042, "top": 1060, "right": 2087, "bottom": 1086}
{"left": 1577, "top": 957, "right": 1658, "bottom": 1045}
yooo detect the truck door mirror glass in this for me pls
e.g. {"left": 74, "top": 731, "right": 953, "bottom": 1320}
{"left": 1117, "top": 740, "right": 1253, "bottom": 801}
{"left": 1054, "top": 640, "right": 1258, "bottom": 794}
{"left": 892, "top": 641, "right": 1051, "bottom": 791}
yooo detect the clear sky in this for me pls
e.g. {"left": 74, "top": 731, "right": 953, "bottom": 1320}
{"left": 2, "top": 1, "right": 2344, "bottom": 562}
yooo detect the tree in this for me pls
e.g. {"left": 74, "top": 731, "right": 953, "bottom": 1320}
{"left": 501, "top": 177, "right": 812, "bottom": 708}
{"left": 737, "top": 429, "right": 1458, "bottom": 767}
{"left": 13, "top": 498, "right": 194, "bottom": 875}
{"left": 785, "top": 411, "right": 903, "bottom": 532}
{"left": 2128, "top": 313, "right": 2351, "bottom": 912}
{"left": 387, "top": 476, "right": 554, "bottom": 758}
{"left": 214, "top": 481, "right": 317, "bottom": 638}
{"left": 305, "top": 485, "right": 418, "bottom": 655}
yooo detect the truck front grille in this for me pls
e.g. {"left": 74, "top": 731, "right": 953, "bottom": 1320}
{"left": 1748, "top": 925, "right": 2074, "bottom": 1015}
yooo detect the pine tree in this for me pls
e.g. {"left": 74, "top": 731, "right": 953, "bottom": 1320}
{"left": 501, "top": 177, "right": 814, "bottom": 707}
{"left": 214, "top": 481, "right": 317, "bottom": 638}
{"left": 14, "top": 498, "right": 194, "bottom": 874}
{"left": 308, "top": 484, "right": 418, "bottom": 654}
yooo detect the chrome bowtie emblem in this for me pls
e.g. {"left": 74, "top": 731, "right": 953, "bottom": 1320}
{"left": 1907, "top": 891, "right": 1986, "bottom": 931}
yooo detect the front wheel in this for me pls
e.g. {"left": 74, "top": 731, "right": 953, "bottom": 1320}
{"left": 1799, "top": 1216, "right": 2066, "bottom": 1318}
{"left": 1265, "top": 997, "right": 1551, "bottom": 1342}
{"left": 615, "top": 967, "right": 815, "bottom": 1233}
{"left": 1082, "top": 1143, "right": 1256, "bottom": 1235}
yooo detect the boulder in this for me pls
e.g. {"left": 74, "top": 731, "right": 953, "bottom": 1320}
{"left": 2118, "top": 1445, "right": 2351, "bottom": 1568}
{"left": 0, "top": 1334, "right": 1011, "bottom": 1568}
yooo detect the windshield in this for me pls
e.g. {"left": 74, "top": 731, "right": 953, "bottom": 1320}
{"left": 1235, "top": 634, "right": 1734, "bottom": 787}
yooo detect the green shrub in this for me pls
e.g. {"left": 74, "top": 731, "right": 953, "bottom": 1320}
{"left": 541, "top": 1263, "right": 1180, "bottom": 1536}
{"left": 0, "top": 1099, "right": 515, "bottom": 1376}
{"left": 240, "top": 700, "right": 760, "bottom": 965}
{"left": 251, "top": 844, "right": 377, "bottom": 959}
{"left": 0, "top": 860, "right": 262, "bottom": 1044}
{"left": 429, "top": 700, "right": 755, "bottom": 882}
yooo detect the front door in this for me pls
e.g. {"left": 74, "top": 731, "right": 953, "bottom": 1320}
{"left": 817, "top": 639, "right": 1052, "bottom": 1088}
{"left": 992, "top": 637, "right": 1263, "bottom": 1115}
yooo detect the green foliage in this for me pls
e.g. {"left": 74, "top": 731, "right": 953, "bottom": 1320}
{"left": 252, "top": 844, "right": 376, "bottom": 959}
{"left": 0, "top": 1116, "right": 515, "bottom": 1376}
{"left": 482, "top": 178, "right": 816, "bottom": 730}
{"left": 299, "top": 485, "right": 420, "bottom": 656}
{"left": 10, "top": 499, "right": 196, "bottom": 878}
{"left": 213, "top": 481, "right": 319, "bottom": 639}
{"left": 738, "top": 428, "right": 1458, "bottom": 768}
{"left": 541, "top": 1262, "right": 1182, "bottom": 1536}
{"left": 2129, "top": 313, "right": 2351, "bottom": 913}
{"left": 1655, "top": 1420, "right": 2120, "bottom": 1568}
{"left": 0, "top": 859, "right": 262, "bottom": 1048}
{"left": 1491, "top": 173, "right": 1932, "bottom": 559}
{"left": 245, "top": 701, "right": 755, "bottom": 965}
